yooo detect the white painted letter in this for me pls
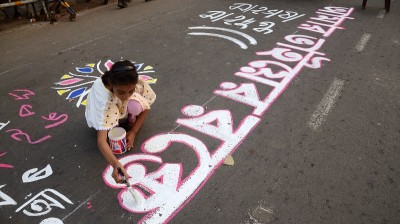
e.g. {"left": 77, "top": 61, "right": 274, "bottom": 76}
{"left": 22, "top": 165, "right": 53, "bottom": 183}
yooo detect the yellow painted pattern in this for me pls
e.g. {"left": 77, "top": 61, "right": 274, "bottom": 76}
{"left": 86, "top": 64, "right": 95, "bottom": 67}
{"left": 81, "top": 99, "right": 87, "bottom": 106}
{"left": 144, "top": 66, "right": 153, "bottom": 71}
{"left": 61, "top": 74, "right": 73, "bottom": 79}
{"left": 57, "top": 89, "right": 71, "bottom": 95}
{"left": 146, "top": 79, "right": 157, "bottom": 84}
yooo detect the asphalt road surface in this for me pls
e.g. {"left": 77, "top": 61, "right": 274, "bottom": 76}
{"left": 1, "top": 0, "right": 399, "bottom": 223}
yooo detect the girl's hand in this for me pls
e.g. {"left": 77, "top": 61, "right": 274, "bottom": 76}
{"left": 112, "top": 162, "right": 131, "bottom": 183}
{"left": 126, "top": 131, "right": 136, "bottom": 150}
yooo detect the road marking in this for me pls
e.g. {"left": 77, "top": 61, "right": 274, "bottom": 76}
{"left": 308, "top": 78, "right": 345, "bottom": 131}
{"left": 0, "top": 63, "right": 33, "bottom": 76}
{"left": 58, "top": 36, "right": 105, "bottom": 55}
{"left": 377, "top": 10, "right": 386, "bottom": 19}
{"left": 355, "top": 33, "right": 372, "bottom": 52}
{"left": 61, "top": 189, "right": 101, "bottom": 221}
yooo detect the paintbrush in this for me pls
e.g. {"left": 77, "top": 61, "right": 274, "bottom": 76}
{"left": 117, "top": 167, "right": 141, "bottom": 204}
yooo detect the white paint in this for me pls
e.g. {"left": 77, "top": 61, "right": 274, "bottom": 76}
{"left": 24, "top": 193, "right": 33, "bottom": 199}
{"left": 0, "top": 121, "right": 10, "bottom": 131}
{"left": 188, "top": 32, "right": 249, "bottom": 49}
{"left": 0, "top": 185, "right": 17, "bottom": 207}
{"left": 176, "top": 107, "right": 260, "bottom": 142}
{"left": 253, "top": 21, "right": 275, "bottom": 34}
{"left": 355, "top": 33, "right": 372, "bottom": 52}
{"left": 40, "top": 217, "right": 64, "bottom": 224}
{"left": 181, "top": 105, "right": 204, "bottom": 117}
{"left": 377, "top": 10, "right": 386, "bottom": 19}
{"left": 22, "top": 164, "right": 53, "bottom": 183}
{"left": 308, "top": 78, "right": 345, "bottom": 131}
{"left": 214, "top": 82, "right": 269, "bottom": 116}
{"left": 15, "top": 189, "right": 73, "bottom": 216}
{"left": 61, "top": 189, "right": 101, "bottom": 221}
{"left": 188, "top": 26, "right": 257, "bottom": 45}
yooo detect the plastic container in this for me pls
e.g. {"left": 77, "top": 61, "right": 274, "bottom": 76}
{"left": 108, "top": 127, "right": 127, "bottom": 154}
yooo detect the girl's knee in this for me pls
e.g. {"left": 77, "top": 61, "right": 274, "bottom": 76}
{"left": 127, "top": 100, "right": 142, "bottom": 123}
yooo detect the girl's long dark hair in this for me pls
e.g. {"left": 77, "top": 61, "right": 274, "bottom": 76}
{"left": 101, "top": 60, "right": 138, "bottom": 86}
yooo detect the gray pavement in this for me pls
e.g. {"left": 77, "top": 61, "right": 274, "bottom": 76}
{"left": 1, "top": 0, "right": 400, "bottom": 223}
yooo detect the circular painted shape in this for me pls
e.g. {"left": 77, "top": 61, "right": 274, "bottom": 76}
{"left": 219, "top": 82, "right": 237, "bottom": 89}
{"left": 40, "top": 217, "right": 64, "bottom": 224}
{"left": 181, "top": 105, "right": 205, "bottom": 117}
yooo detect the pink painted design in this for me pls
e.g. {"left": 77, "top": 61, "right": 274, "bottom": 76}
{"left": 0, "top": 152, "right": 14, "bottom": 169}
{"left": 298, "top": 7, "right": 354, "bottom": 37}
{"left": 41, "top": 113, "right": 68, "bottom": 129}
{"left": 139, "top": 75, "right": 152, "bottom": 81}
{"left": 105, "top": 60, "right": 114, "bottom": 71}
{"left": 9, "top": 89, "right": 35, "bottom": 100}
{"left": 86, "top": 202, "right": 92, "bottom": 209}
{"left": 19, "top": 104, "right": 35, "bottom": 117}
{"left": 57, "top": 78, "right": 84, "bottom": 86}
{"left": 5, "top": 129, "right": 51, "bottom": 144}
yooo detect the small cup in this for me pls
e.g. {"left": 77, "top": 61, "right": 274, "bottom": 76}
{"left": 108, "top": 127, "right": 127, "bottom": 154}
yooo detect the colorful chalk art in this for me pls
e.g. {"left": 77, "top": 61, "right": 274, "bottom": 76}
{"left": 52, "top": 60, "right": 157, "bottom": 107}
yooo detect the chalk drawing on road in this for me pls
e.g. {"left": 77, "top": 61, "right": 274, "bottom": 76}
{"left": 189, "top": 3, "right": 306, "bottom": 49}
{"left": 22, "top": 164, "right": 53, "bottom": 183}
{"left": 0, "top": 152, "right": 14, "bottom": 169}
{"left": 19, "top": 105, "right": 35, "bottom": 117}
{"left": 188, "top": 26, "right": 257, "bottom": 49}
{"left": 9, "top": 89, "right": 35, "bottom": 101}
{"left": 102, "top": 6, "right": 353, "bottom": 223}
{"left": 41, "top": 113, "right": 68, "bottom": 129}
{"left": 52, "top": 60, "right": 157, "bottom": 107}
{"left": 15, "top": 189, "right": 73, "bottom": 216}
{"left": 0, "top": 185, "right": 17, "bottom": 207}
{"left": 0, "top": 121, "right": 10, "bottom": 131}
{"left": 40, "top": 217, "right": 64, "bottom": 224}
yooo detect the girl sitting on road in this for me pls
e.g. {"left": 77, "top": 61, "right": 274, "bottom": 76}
{"left": 85, "top": 60, "right": 156, "bottom": 183}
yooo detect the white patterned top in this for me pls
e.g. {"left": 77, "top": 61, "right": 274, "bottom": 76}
{"left": 85, "top": 77, "right": 156, "bottom": 131}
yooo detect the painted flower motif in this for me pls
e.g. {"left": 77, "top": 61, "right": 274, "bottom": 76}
{"left": 52, "top": 60, "right": 157, "bottom": 107}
